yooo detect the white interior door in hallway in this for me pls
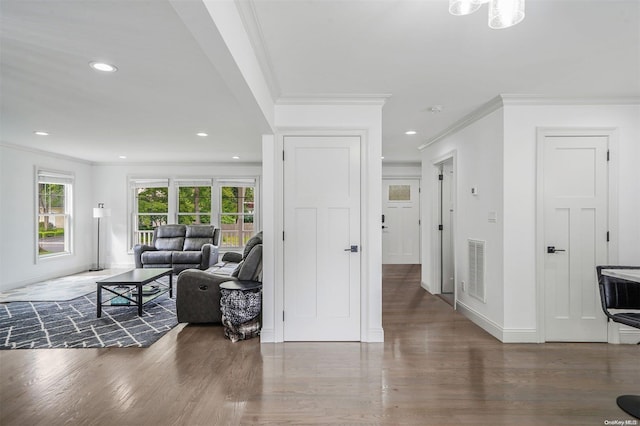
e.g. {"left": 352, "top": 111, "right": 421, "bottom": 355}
{"left": 542, "top": 135, "right": 609, "bottom": 342}
{"left": 283, "top": 136, "right": 361, "bottom": 341}
{"left": 382, "top": 179, "right": 420, "bottom": 264}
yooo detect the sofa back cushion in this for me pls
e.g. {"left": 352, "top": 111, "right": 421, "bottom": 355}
{"left": 154, "top": 225, "right": 186, "bottom": 251}
{"left": 184, "top": 225, "right": 215, "bottom": 251}
{"left": 242, "top": 231, "right": 263, "bottom": 260}
{"left": 236, "top": 244, "right": 263, "bottom": 281}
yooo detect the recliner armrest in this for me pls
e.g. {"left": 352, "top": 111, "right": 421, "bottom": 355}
{"left": 133, "top": 244, "right": 156, "bottom": 268}
{"left": 200, "top": 243, "right": 220, "bottom": 268}
{"left": 222, "top": 251, "right": 243, "bottom": 263}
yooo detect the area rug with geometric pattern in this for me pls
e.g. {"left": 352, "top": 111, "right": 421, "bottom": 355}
{"left": 0, "top": 293, "right": 177, "bottom": 349}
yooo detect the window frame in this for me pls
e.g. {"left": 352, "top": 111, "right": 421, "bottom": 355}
{"left": 175, "top": 179, "right": 213, "bottom": 226}
{"left": 127, "top": 176, "right": 260, "bottom": 252}
{"left": 129, "top": 178, "right": 170, "bottom": 249}
{"left": 35, "top": 168, "right": 74, "bottom": 262}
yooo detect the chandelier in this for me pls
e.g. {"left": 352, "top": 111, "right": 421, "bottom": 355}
{"left": 449, "top": 0, "right": 525, "bottom": 29}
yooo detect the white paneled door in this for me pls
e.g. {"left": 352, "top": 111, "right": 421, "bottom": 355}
{"left": 543, "top": 135, "right": 609, "bottom": 342}
{"left": 283, "top": 136, "right": 361, "bottom": 341}
{"left": 382, "top": 179, "right": 420, "bottom": 264}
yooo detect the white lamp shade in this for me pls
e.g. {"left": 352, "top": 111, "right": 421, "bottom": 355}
{"left": 449, "top": 0, "right": 482, "bottom": 16}
{"left": 489, "top": 0, "right": 525, "bottom": 29}
{"left": 93, "top": 207, "right": 111, "bottom": 218}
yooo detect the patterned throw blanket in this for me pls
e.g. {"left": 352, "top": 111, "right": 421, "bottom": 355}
{"left": 220, "top": 288, "right": 261, "bottom": 342}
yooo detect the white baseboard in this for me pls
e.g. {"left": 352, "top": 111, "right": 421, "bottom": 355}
{"left": 363, "top": 327, "right": 384, "bottom": 343}
{"left": 618, "top": 328, "right": 640, "bottom": 345}
{"left": 456, "top": 301, "right": 538, "bottom": 343}
{"left": 260, "top": 328, "right": 277, "bottom": 343}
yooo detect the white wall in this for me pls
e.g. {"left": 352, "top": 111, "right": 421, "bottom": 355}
{"left": 0, "top": 144, "right": 94, "bottom": 291}
{"left": 502, "top": 103, "right": 640, "bottom": 339}
{"left": 91, "top": 162, "right": 262, "bottom": 268}
{"left": 420, "top": 109, "right": 505, "bottom": 337}
{"left": 382, "top": 163, "right": 421, "bottom": 178}
{"left": 261, "top": 100, "right": 385, "bottom": 343}
{"left": 420, "top": 98, "right": 640, "bottom": 343}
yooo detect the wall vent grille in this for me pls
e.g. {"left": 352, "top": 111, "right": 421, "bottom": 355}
{"left": 468, "top": 239, "right": 486, "bottom": 302}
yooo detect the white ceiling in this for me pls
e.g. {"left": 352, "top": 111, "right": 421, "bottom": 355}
{"left": 1, "top": 0, "right": 638, "bottom": 164}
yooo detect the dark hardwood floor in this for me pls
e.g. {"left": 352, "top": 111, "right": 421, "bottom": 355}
{"left": 1, "top": 264, "right": 638, "bottom": 425}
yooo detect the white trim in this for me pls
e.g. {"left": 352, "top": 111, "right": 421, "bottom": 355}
{"left": 234, "top": 0, "right": 281, "bottom": 99}
{"left": 277, "top": 94, "right": 390, "bottom": 106}
{"left": 418, "top": 95, "right": 640, "bottom": 151}
{"left": 1, "top": 141, "right": 92, "bottom": 165}
{"left": 535, "top": 127, "right": 619, "bottom": 343}
{"left": 456, "top": 300, "right": 538, "bottom": 343}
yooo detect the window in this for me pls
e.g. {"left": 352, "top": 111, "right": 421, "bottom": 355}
{"left": 131, "top": 179, "right": 169, "bottom": 246}
{"left": 37, "top": 169, "right": 73, "bottom": 258}
{"left": 219, "top": 179, "right": 255, "bottom": 249}
{"left": 128, "top": 177, "right": 259, "bottom": 250}
{"left": 176, "top": 179, "right": 212, "bottom": 225}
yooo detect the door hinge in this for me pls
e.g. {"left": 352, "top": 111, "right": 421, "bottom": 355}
{"left": 419, "top": 187, "right": 421, "bottom": 193}
{"left": 438, "top": 224, "right": 443, "bottom": 231}
{"left": 606, "top": 150, "right": 610, "bottom": 161}
{"left": 419, "top": 220, "right": 421, "bottom": 226}
{"left": 606, "top": 231, "right": 610, "bottom": 242}
{"left": 283, "top": 311, "right": 285, "bottom": 321}
{"left": 438, "top": 174, "right": 444, "bottom": 181}
{"left": 283, "top": 150, "right": 285, "bottom": 161}
{"left": 283, "top": 231, "right": 285, "bottom": 241}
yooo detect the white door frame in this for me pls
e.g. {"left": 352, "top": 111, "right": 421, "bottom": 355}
{"left": 535, "top": 127, "right": 619, "bottom": 343}
{"left": 430, "top": 151, "right": 457, "bottom": 303}
{"left": 271, "top": 129, "right": 378, "bottom": 342}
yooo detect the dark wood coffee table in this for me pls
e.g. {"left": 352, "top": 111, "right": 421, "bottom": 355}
{"left": 96, "top": 268, "right": 173, "bottom": 317}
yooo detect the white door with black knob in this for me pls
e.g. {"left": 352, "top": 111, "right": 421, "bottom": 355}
{"left": 283, "top": 135, "right": 361, "bottom": 341}
{"left": 543, "top": 134, "right": 609, "bottom": 342}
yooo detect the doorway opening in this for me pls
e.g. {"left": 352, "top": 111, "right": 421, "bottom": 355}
{"left": 438, "top": 158, "right": 455, "bottom": 306}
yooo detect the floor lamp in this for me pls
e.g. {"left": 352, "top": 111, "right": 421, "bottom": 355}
{"left": 90, "top": 203, "right": 111, "bottom": 271}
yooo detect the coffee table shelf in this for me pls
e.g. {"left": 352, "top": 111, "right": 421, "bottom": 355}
{"left": 96, "top": 268, "right": 173, "bottom": 317}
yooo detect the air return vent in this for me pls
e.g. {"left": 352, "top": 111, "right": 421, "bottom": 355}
{"left": 468, "top": 239, "right": 486, "bottom": 302}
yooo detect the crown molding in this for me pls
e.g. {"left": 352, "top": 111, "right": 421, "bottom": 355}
{"left": 94, "top": 161, "right": 263, "bottom": 167}
{"left": 0, "top": 141, "right": 93, "bottom": 165}
{"left": 277, "top": 93, "right": 392, "bottom": 106}
{"left": 417, "top": 95, "right": 503, "bottom": 151}
{"left": 418, "top": 94, "right": 640, "bottom": 151}
{"left": 235, "top": 0, "right": 281, "bottom": 100}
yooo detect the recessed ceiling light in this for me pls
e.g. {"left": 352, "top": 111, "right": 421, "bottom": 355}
{"left": 34, "top": 131, "right": 49, "bottom": 136}
{"left": 381, "top": 156, "right": 385, "bottom": 160}
{"left": 89, "top": 61, "right": 118, "bottom": 72}
{"left": 429, "top": 105, "right": 443, "bottom": 113}
{"left": 232, "top": 156, "right": 240, "bottom": 160}
{"left": 119, "top": 155, "right": 127, "bottom": 159}
{"left": 405, "top": 130, "right": 417, "bottom": 135}
{"left": 196, "top": 132, "right": 208, "bottom": 137}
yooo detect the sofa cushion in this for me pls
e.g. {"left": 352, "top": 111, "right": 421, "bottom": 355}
{"left": 184, "top": 225, "right": 215, "bottom": 251}
{"left": 172, "top": 251, "right": 202, "bottom": 264}
{"left": 155, "top": 224, "right": 186, "bottom": 238}
{"left": 155, "top": 237, "right": 185, "bottom": 251}
{"left": 141, "top": 251, "right": 172, "bottom": 264}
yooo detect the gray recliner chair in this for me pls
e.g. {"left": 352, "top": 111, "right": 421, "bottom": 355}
{"left": 176, "top": 232, "right": 263, "bottom": 323}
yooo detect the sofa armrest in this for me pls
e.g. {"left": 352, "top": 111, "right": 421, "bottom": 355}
{"left": 133, "top": 244, "right": 156, "bottom": 268}
{"left": 200, "top": 244, "right": 220, "bottom": 269}
{"left": 222, "top": 251, "right": 243, "bottom": 263}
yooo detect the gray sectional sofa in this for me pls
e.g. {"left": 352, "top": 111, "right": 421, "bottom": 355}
{"left": 176, "top": 231, "right": 262, "bottom": 324}
{"left": 133, "top": 224, "right": 220, "bottom": 274}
